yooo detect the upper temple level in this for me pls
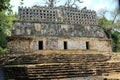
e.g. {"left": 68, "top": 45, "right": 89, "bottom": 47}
{"left": 12, "top": 6, "right": 108, "bottom": 38}
{"left": 18, "top": 6, "right": 98, "bottom": 25}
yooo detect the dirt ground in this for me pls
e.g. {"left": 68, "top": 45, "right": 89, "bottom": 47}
{"left": 102, "top": 73, "right": 120, "bottom": 79}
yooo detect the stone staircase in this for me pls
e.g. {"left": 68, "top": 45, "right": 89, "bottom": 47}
{"left": 2, "top": 53, "right": 120, "bottom": 80}
{"left": 3, "top": 67, "right": 28, "bottom": 80}
{"left": 3, "top": 62, "right": 120, "bottom": 80}
{"left": 27, "top": 64, "right": 94, "bottom": 79}
{"left": 0, "top": 53, "right": 110, "bottom": 65}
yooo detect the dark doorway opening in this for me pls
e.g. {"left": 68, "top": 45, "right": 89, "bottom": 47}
{"left": 38, "top": 41, "right": 43, "bottom": 50}
{"left": 86, "top": 42, "right": 89, "bottom": 50}
{"left": 64, "top": 41, "right": 67, "bottom": 49}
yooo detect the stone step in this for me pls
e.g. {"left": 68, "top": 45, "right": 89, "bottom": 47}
{"left": 28, "top": 66, "right": 88, "bottom": 70}
{"left": 0, "top": 53, "right": 110, "bottom": 65}
{"left": 28, "top": 75, "right": 84, "bottom": 79}
{"left": 28, "top": 72, "right": 93, "bottom": 79}
{"left": 28, "top": 71, "right": 93, "bottom": 76}
{"left": 27, "top": 68, "right": 93, "bottom": 74}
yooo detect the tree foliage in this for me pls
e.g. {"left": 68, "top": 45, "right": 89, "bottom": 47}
{"left": 0, "top": 11, "right": 12, "bottom": 49}
{"left": 0, "top": 0, "right": 10, "bottom": 11}
{"left": 112, "top": 30, "right": 120, "bottom": 52}
{"left": 0, "top": 12, "right": 8, "bottom": 49}
{"left": 0, "top": 0, "right": 16, "bottom": 53}
{"left": 98, "top": 8, "right": 120, "bottom": 52}
{"left": 20, "top": 0, "right": 24, "bottom": 5}
{"left": 44, "top": 0, "right": 83, "bottom": 7}
{"left": 99, "top": 17, "right": 112, "bottom": 28}
{"left": 0, "top": 28, "right": 7, "bottom": 48}
{"left": 64, "top": 0, "right": 83, "bottom": 7}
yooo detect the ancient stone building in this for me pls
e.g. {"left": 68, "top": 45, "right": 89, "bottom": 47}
{"left": 3, "top": 5, "right": 120, "bottom": 80}
{"left": 8, "top": 5, "right": 112, "bottom": 53}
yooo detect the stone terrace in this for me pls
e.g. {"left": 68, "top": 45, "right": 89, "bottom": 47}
{"left": 1, "top": 52, "right": 120, "bottom": 80}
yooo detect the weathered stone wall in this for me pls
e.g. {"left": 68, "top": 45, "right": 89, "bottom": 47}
{"left": 58, "top": 38, "right": 111, "bottom": 52}
{"left": 7, "top": 38, "right": 33, "bottom": 53}
{"left": 12, "top": 22, "right": 107, "bottom": 38}
{"left": 97, "top": 39, "right": 112, "bottom": 52}
{"left": 7, "top": 37, "right": 112, "bottom": 53}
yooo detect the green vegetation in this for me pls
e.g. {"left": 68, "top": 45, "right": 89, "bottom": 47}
{"left": 112, "top": 30, "right": 120, "bottom": 52}
{"left": 98, "top": 8, "right": 120, "bottom": 52}
{"left": 0, "top": 0, "right": 16, "bottom": 54}
{"left": 0, "top": 0, "right": 11, "bottom": 11}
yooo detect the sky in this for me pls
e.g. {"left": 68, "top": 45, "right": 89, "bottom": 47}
{"left": 10, "top": 0, "right": 117, "bottom": 19}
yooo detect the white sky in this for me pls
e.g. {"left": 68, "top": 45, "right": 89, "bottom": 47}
{"left": 10, "top": 0, "right": 117, "bottom": 20}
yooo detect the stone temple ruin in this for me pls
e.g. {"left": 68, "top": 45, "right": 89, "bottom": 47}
{"left": 2, "top": 5, "right": 120, "bottom": 80}
{"left": 8, "top": 5, "right": 112, "bottom": 53}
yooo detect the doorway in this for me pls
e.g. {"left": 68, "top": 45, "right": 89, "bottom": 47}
{"left": 38, "top": 41, "right": 43, "bottom": 50}
{"left": 86, "top": 42, "right": 89, "bottom": 50}
{"left": 64, "top": 41, "right": 67, "bottom": 49}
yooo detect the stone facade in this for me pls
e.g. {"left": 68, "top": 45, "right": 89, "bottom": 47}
{"left": 13, "top": 22, "right": 106, "bottom": 38}
{"left": 8, "top": 37, "right": 112, "bottom": 53}
{"left": 8, "top": 6, "right": 112, "bottom": 53}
